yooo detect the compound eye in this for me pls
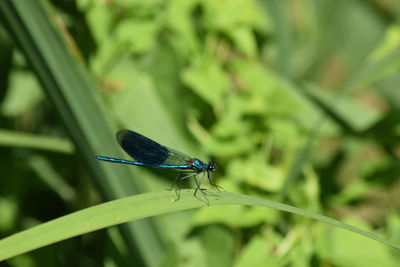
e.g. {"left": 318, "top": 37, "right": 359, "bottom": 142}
{"left": 208, "top": 162, "right": 216, "bottom": 172}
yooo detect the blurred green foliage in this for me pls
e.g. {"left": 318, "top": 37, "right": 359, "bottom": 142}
{"left": 1, "top": 0, "right": 400, "bottom": 266}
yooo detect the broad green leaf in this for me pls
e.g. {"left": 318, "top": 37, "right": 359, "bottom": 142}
{"left": 203, "top": 0, "right": 267, "bottom": 32}
{"left": 230, "top": 26, "right": 258, "bottom": 58}
{"left": 234, "top": 234, "right": 279, "bottom": 267}
{"left": 182, "top": 55, "right": 230, "bottom": 107}
{"left": 199, "top": 225, "right": 236, "bottom": 267}
{"left": 84, "top": 1, "right": 112, "bottom": 43}
{"left": 166, "top": 0, "right": 201, "bottom": 55}
{"left": 1, "top": 70, "right": 43, "bottom": 117}
{"left": 116, "top": 20, "right": 159, "bottom": 53}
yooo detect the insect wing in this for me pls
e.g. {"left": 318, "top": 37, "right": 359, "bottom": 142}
{"left": 162, "top": 147, "right": 193, "bottom": 167}
{"left": 117, "top": 130, "right": 169, "bottom": 165}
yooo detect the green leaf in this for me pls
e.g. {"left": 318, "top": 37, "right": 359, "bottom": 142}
{"left": 199, "top": 225, "right": 236, "bottom": 267}
{"left": 315, "top": 219, "right": 400, "bottom": 267}
{"left": 0, "top": 1, "right": 166, "bottom": 265}
{"left": 369, "top": 25, "right": 400, "bottom": 62}
{"left": 1, "top": 70, "right": 43, "bottom": 117}
{"left": 234, "top": 234, "right": 279, "bottom": 267}
{"left": 28, "top": 155, "right": 76, "bottom": 202}
{"left": 0, "top": 191, "right": 398, "bottom": 261}
{"left": 194, "top": 205, "right": 279, "bottom": 228}
{"left": 182, "top": 55, "right": 230, "bottom": 106}
{"left": 116, "top": 20, "right": 159, "bottom": 53}
{"left": 0, "top": 197, "right": 18, "bottom": 233}
{"left": 0, "top": 129, "right": 74, "bottom": 154}
{"left": 305, "top": 85, "right": 381, "bottom": 131}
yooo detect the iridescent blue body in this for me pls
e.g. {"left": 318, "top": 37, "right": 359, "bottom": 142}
{"left": 96, "top": 130, "right": 220, "bottom": 200}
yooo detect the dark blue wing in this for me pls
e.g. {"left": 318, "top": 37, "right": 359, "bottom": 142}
{"left": 117, "top": 130, "right": 169, "bottom": 165}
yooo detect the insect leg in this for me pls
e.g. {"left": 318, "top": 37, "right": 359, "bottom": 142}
{"left": 193, "top": 176, "right": 209, "bottom": 205}
{"left": 173, "top": 172, "right": 196, "bottom": 201}
{"left": 207, "top": 171, "right": 224, "bottom": 191}
{"left": 168, "top": 173, "right": 181, "bottom": 191}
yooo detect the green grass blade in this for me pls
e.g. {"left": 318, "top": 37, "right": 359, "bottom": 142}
{"left": 0, "top": 1, "right": 165, "bottom": 265}
{"left": 28, "top": 155, "right": 76, "bottom": 202}
{"left": 0, "top": 129, "right": 74, "bottom": 154}
{"left": 262, "top": 0, "right": 292, "bottom": 75}
{"left": 0, "top": 190, "right": 398, "bottom": 262}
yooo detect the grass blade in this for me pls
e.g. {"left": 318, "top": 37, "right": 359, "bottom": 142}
{"left": 0, "top": 1, "right": 165, "bottom": 265}
{"left": 0, "top": 190, "right": 398, "bottom": 262}
{"left": 0, "top": 129, "right": 74, "bottom": 154}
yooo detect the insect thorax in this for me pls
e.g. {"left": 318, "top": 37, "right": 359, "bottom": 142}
{"left": 189, "top": 159, "right": 207, "bottom": 172}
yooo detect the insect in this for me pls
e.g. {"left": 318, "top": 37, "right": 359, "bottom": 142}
{"left": 96, "top": 130, "right": 222, "bottom": 201}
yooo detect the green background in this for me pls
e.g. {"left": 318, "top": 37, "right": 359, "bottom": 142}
{"left": 0, "top": 0, "right": 400, "bottom": 266}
